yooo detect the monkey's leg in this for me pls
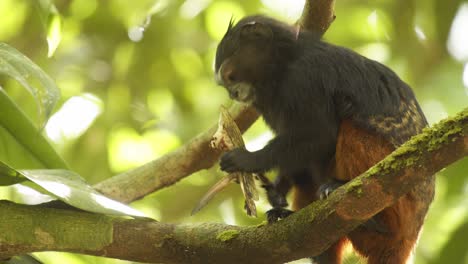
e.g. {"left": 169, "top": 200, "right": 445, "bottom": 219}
{"left": 335, "top": 119, "right": 434, "bottom": 263}
{"left": 348, "top": 194, "right": 422, "bottom": 264}
{"left": 258, "top": 172, "right": 294, "bottom": 223}
{"left": 332, "top": 119, "right": 394, "bottom": 263}
{"left": 264, "top": 168, "right": 323, "bottom": 223}
{"left": 318, "top": 179, "right": 388, "bottom": 234}
{"left": 311, "top": 238, "right": 348, "bottom": 264}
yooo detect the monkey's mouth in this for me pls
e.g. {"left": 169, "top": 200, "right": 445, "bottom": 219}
{"left": 227, "top": 82, "right": 255, "bottom": 103}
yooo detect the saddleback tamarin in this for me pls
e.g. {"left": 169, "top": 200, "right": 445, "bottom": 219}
{"left": 215, "top": 15, "right": 435, "bottom": 264}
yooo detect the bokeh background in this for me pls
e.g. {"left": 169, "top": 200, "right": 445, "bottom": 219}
{"left": 0, "top": 0, "right": 467, "bottom": 263}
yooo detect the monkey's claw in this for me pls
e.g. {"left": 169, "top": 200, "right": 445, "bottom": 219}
{"left": 266, "top": 207, "right": 293, "bottom": 224}
{"left": 318, "top": 180, "right": 346, "bottom": 199}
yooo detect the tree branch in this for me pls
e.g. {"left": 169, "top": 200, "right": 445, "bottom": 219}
{"left": 298, "top": 0, "right": 336, "bottom": 35}
{"left": 3, "top": 108, "right": 467, "bottom": 263}
{"left": 94, "top": 104, "right": 258, "bottom": 203}
{"left": 93, "top": 0, "right": 337, "bottom": 203}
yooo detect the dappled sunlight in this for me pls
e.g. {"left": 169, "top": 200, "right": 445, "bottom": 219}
{"left": 245, "top": 131, "right": 273, "bottom": 152}
{"left": 219, "top": 198, "right": 237, "bottom": 225}
{"left": 356, "top": 42, "right": 390, "bottom": 63}
{"left": 205, "top": 1, "right": 245, "bottom": 40}
{"left": 170, "top": 48, "right": 204, "bottom": 80}
{"left": 127, "top": 0, "right": 171, "bottom": 42}
{"left": 366, "top": 9, "right": 391, "bottom": 41}
{"left": 128, "top": 26, "right": 145, "bottom": 42}
{"left": 367, "top": 10, "right": 378, "bottom": 28}
{"left": 132, "top": 200, "right": 162, "bottom": 220}
{"left": 326, "top": 7, "right": 393, "bottom": 43}
{"left": 422, "top": 100, "right": 448, "bottom": 125}
{"left": 107, "top": 126, "right": 180, "bottom": 172}
{"left": 45, "top": 93, "right": 103, "bottom": 144}
{"left": 147, "top": 88, "right": 175, "bottom": 118}
{"left": 0, "top": 0, "right": 27, "bottom": 40}
{"left": 107, "top": 127, "right": 157, "bottom": 172}
{"left": 69, "top": 0, "right": 97, "bottom": 20}
{"left": 13, "top": 184, "right": 54, "bottom": 205}
{"left": 180, "top": 0, "right": 211, "bottom": 19}
{"left": 38, "top": 181, "right": 72, "bottom": 199}
{"left": 448, "top": 3, "right": 468, "bottom": 61}
{"left": 414, "top": 25, "right": 427, "bottom": 41}
{"left": 261, "top": 0, "right": 305, "bottom": 20}
{"left": 92, "top": 193, "right": 146, "bottom": 217}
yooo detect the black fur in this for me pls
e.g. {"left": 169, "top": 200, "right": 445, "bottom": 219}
{"left": 215, "top": 14, "right": 427, "bottom": 207}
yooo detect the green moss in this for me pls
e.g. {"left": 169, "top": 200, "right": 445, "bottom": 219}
{"left": 362, "top": 108, "right": 467, "bottom": 177}
{"left": 216, "top": 229, "right": 240, "bottom": 242}
{"left": 345, "top": 178, "right": 364, "bottom": 197}
{"left": 0, "top": 201, "right": 113, "bottom": 250}
{"left": 306, "top": 200, "right": 333, "bottom": 223}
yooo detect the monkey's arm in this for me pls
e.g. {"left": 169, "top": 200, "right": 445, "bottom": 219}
{"left": 220, "top": 128, "right": 335, "bottom": 174}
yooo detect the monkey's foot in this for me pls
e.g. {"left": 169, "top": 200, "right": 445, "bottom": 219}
{"left": 318, "top": 179, "right": 347, "bottom": 199}
{"left": 266, "top": 207, "right": 293, "bottom": 224}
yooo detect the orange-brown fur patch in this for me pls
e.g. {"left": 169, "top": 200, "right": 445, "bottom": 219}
{"left": 292, "top": 120, "right": 424, "bottom": 264}
{"left": 335, "top": 120, "right": 394, "bottom": 181}
{"left": 336, "top": 120, "right": 421, "bottom": 264}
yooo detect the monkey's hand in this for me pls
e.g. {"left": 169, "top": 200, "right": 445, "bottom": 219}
{"left": 220, "top": 148, "right": 267, "bottom": 173}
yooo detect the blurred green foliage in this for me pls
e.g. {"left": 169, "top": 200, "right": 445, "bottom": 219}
{"left": 0, "top": 0, "right": 467, "bottom": 263}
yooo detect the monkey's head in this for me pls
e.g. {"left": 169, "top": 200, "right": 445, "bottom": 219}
{"left": 214, "top": 15, "right": 297, "bottom": 104}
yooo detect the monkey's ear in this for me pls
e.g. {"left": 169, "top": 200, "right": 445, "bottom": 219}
{"left": 240, "top": 21, "right": 272, "bottom": 40}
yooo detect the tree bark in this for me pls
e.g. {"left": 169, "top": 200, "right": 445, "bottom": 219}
{"left": 94, "top": 104, "right": 258, "bottom": 203}
{"left": 94, "top": 0, "right": 336, "bottom": 203}
{"left": 2, "top": 108, "right": 466, "bottom": 263}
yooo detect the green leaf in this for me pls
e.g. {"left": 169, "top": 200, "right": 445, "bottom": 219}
{"left": 36, "top": 0, "right": 63, "bottom": 57}
{"left": 0, "top": 161, "right": 26, "bottom": 186}
{"left": 0, "top": 43, "right": 60, "bottom": 126}
{"left": 20, "top": 169, "right": 146, "bottom": 217}
{"left": 46, "top": 13, "right": 62, "bottom": 58}
{"left": 0, "top": 89, "right": 67, "bottom": 169}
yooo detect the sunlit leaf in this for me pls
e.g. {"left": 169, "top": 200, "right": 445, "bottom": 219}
{"left": 0, "top": 43, "right": 60, "bottom": 126}
{"left": 0, "top": 161, "right": 26, "bottom": 186}
{"left": 0, "top": 89, "right": 66, "bottom": 169}
{"left": 37, "top": 0, "right": 63, "bottom": 57}
{"left": 3, "top": 165, "right": 147, "bottom": 217}
{"left": 46, "top": 13, "right": 62, "bottom": 58}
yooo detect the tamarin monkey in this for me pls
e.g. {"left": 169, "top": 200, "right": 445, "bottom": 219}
{"left": 215, "top": 15, "right": 435, "bottom": 264}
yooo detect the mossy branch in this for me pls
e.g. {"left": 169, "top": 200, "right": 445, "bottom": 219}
{"left": 2, "top": 108, "right": 466, "bottom": 263}
{"left": 93, "top": 0, "right": 336, "bottom": 204}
